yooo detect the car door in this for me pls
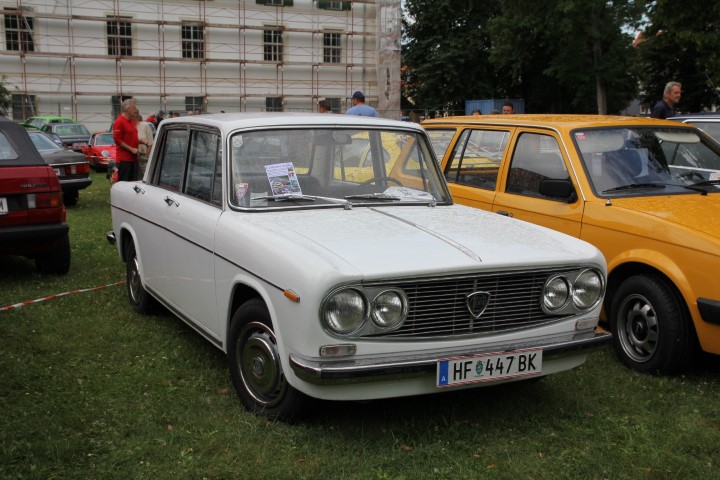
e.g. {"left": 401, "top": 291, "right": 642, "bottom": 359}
{"left": 493, "top": 129, "right": 584, "bottom": 237}
{"left": 441, "top": 126, "right": 513, "bottom": 211}
{"left": 153, "top": 126, "right": 223, "bottom": 337}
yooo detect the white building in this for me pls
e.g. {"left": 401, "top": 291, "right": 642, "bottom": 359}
{"left": 1, "top": 0, "right": 401, "bottom": 131}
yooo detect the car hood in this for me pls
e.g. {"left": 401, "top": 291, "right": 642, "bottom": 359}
{"left": 605, "top": 194, "right": 720, "bottom": 239}
{"left": 230, "top": 204, "right": 603, "bottom": 278}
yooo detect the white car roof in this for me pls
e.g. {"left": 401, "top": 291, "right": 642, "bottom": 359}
{"left": 158, "top": 112, "right": 424, "bottom": 133}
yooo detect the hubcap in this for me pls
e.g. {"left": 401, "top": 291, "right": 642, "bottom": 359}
{"left": 128, "top": 255, "right": 142, "bottom": 303}
{"left": 617, "top": 294, "right": 658, "bottom": 363}
{"left": 237, "top": 322, "right": 286, "bottom": 408}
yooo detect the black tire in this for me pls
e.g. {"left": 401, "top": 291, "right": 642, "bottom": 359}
{"left": 36, "top": 234, "right": 71, "bottom": 275}
{"left": 227, "top": 299, "right": 311, "bottom": 420}
{"left": 609, "top": 274, "right": 695, "bottom": 374}
{"left": 64, "top": 190, "right": 78, "bottom": 206}
{"left": 125, "top": 241, "right": 158, "bottom": 314}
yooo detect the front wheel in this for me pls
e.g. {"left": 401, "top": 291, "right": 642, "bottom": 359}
{"left": 125, "top": 241, "right": 158, "bottom": 314}
{"left": 609, "top": 274, "right": 695, "bottom": 374}
{"left": 227, "top": 299, "right": 311, "bottom": 420}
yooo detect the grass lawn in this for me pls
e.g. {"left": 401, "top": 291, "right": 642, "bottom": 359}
{"left": 1, "top": 171, "right": 719, "bottom": 479}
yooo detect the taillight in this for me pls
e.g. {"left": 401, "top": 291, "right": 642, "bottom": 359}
{"left": 28, "top": 192, "right": 64, "bottom": 209}
{"left": 76, "top": 163, "right": 90, "bottom": 174}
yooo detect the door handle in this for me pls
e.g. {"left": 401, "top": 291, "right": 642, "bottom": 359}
{"left": 164, "top": 196, "right": 179, "bottom": 207}
{"left": 496, "top": 210, "right": 513, "bottom": 217}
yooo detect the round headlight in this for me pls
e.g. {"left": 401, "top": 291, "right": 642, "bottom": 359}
{"left": 101, "top": 150, "right": 111, "bottom": 157}
{"left": 322, "top": 289, "right": 366, "bottom": 335}
{"left": 543, "top": 276, "right": 569, "bottom": 311}
{"left": 572, "top": 269, "right": 604, "bottom": 310}
{"left": 371, "top": 290, "right": 407, "bottom": 329}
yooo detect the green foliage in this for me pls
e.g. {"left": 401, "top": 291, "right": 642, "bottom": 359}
{"left": 403, "top": 0, "right": 502, "bottom": 112}
{"left": 403, "top": 0, "right": 645, "bottom": 114}
{"left": 638, "top": 0, "right": 720, "bottom": 111}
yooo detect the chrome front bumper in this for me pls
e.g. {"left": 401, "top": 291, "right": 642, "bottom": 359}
{"left": 289, "top": 329, "right": 611, "bottom": 385}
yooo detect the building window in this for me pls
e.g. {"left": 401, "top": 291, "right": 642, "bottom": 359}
{"left": 323, "top": 33, "right": 342, "bottom": 64}
{"left": 264, "top": 29, "right": 283, "bottom": 62}
{"left": 4, "top": 8, "right": 34, "bottom": 52}
{"left": 326, "top": 98, "right": 341, "bottom": 113}
{"left": 186, "top": 96, "right": 205, "bottom": 113}
{"left": 266, "top": 97, "right": 283, "bottom": 112}
{"left": 182, "top": 23, "right": 205, "bottom": 59}
{"left": 318, "top": 1, "right": 351, "bottom": 10}
{"left": 256, "top": 0, "right": 294, "bottom": 6}
{"left": 11, "top": 94, "right": 35, "bottom": 121}
{"left": 107, "top": 17, "right": 132, "bottom": 56}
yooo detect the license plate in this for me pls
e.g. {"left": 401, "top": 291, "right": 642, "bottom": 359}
{"left": 54, "top": 168, "right": 61, "bottom": 176}
{"left": 0, "top": 196, "right": 7, "bottom": 215}
{"left": 437, "top": 348, "right": 542, "bottom": 387}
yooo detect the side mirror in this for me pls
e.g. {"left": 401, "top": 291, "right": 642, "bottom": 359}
{"left": 539, "top": 178, "right": 577, "bottom": 203}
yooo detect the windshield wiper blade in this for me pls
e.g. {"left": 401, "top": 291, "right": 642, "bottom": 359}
{"left": 252, "top": 194, "right": 317, "bottom": 202}
{"left": 690, "top": 179, "right": 720, "bottom": 187}
{"left": 251, "top": 194, "right": 352, "bottom": 208}
{"left": 602, "top": 183, "right": 666, "bottom": 193}
{"left": 344, "top": 193, "right": 402, "bottom": 201}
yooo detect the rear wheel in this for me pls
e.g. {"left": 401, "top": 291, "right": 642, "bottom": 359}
{"left": 125, "top": 241, "right": 158, "bottom": 314}
{"left": 227, "top": 299, "right": 311, "bottom": 420}
{"left": 609, "top": 274, "right": 695, "bottom": 374}
{"left": 64, "top": 190, "right": 78, "bottom": 206}
{"left": 35, "top": 234, "right": 71, "bottom": 275}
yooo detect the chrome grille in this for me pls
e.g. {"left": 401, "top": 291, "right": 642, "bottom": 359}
{"left": 367, "top": 269, "right": 568, "bottom": 338}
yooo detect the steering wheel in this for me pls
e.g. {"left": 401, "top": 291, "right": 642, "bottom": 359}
{"left": 360, "top": 176, "right": 404, "bottom": 186}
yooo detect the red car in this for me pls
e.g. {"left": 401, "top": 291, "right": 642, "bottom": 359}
{"left": 0, "top": 116, "right": 71, "bottom": 274}
{"left": 82, "top": 132, "right": 118, "bottom": 171}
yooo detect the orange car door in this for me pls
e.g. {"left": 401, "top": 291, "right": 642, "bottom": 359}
{"left": 493, "top": 130, "right": 584, "bottom": 238}
{"left": 442, "top": 127, "right": 514, "bottom": 212}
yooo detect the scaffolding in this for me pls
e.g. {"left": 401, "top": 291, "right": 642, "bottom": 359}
{"left": 0, "top": 0, "right": 401, "bottom": 130}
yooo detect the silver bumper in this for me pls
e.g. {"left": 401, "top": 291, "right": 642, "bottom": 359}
{"left": 289, "top": 329, "right": 611, "bottom": 385}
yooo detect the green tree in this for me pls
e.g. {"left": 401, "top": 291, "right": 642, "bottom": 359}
{"left": 0, "top": 75, "right": 11, "bottom": 117}
{"left": 637, "top": 0, "right": 720, "bottom": 111}
{"left": 488, "top": 0, "right": 644, "bottom": 114}
{"left": 402, "top": 0, "right": 501, "bottom": 114}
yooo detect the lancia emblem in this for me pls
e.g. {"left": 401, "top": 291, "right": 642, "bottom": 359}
{"left": 466, "top": 291, "right": 491, "bottom": 319}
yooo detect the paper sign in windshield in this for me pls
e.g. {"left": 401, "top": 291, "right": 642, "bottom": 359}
{"left": 265, "top": 162, "right": 303, "bottom": 197}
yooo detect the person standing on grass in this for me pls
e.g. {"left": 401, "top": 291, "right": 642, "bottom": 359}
{"left": 113, "top": 98, "right": 146, "bottom": 182}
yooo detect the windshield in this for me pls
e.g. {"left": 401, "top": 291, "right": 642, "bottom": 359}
{"left": 29, "top": 132, "right": 63, "bottom": 152}
{"left": 229, "top": 127, "right": 451, "bottom": 209}
{"left": 95, "top": 133, "right": 115, "bottom": 146}
{"left": 573, "top": 127, "right": 720, "bottom": 195}
{"left": 55, "top": 124, "right": 90, "bottom": 136}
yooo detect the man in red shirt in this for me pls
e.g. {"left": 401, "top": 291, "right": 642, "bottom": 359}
{"left": 113, "top": 98, "right": 146, "bottom": 182}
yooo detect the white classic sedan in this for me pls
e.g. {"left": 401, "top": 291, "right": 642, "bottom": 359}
{"left": 108, "top": 112, "right": 609, "bottom": 419}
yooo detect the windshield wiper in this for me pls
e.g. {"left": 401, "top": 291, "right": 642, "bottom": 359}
{"left": 602, "top": 183, "right": 667, "bottom": 193}
{"left": 689, "top": 179, "right": 720, "bottom": 187}
{"left": 251, "top": 194, "right": 352, "bottom": 208}
{"left": 344, "top": 193, "right": 402, "bottom": 201}
{"left": 252, "top": 194, "right": 317, "bottom": 202}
